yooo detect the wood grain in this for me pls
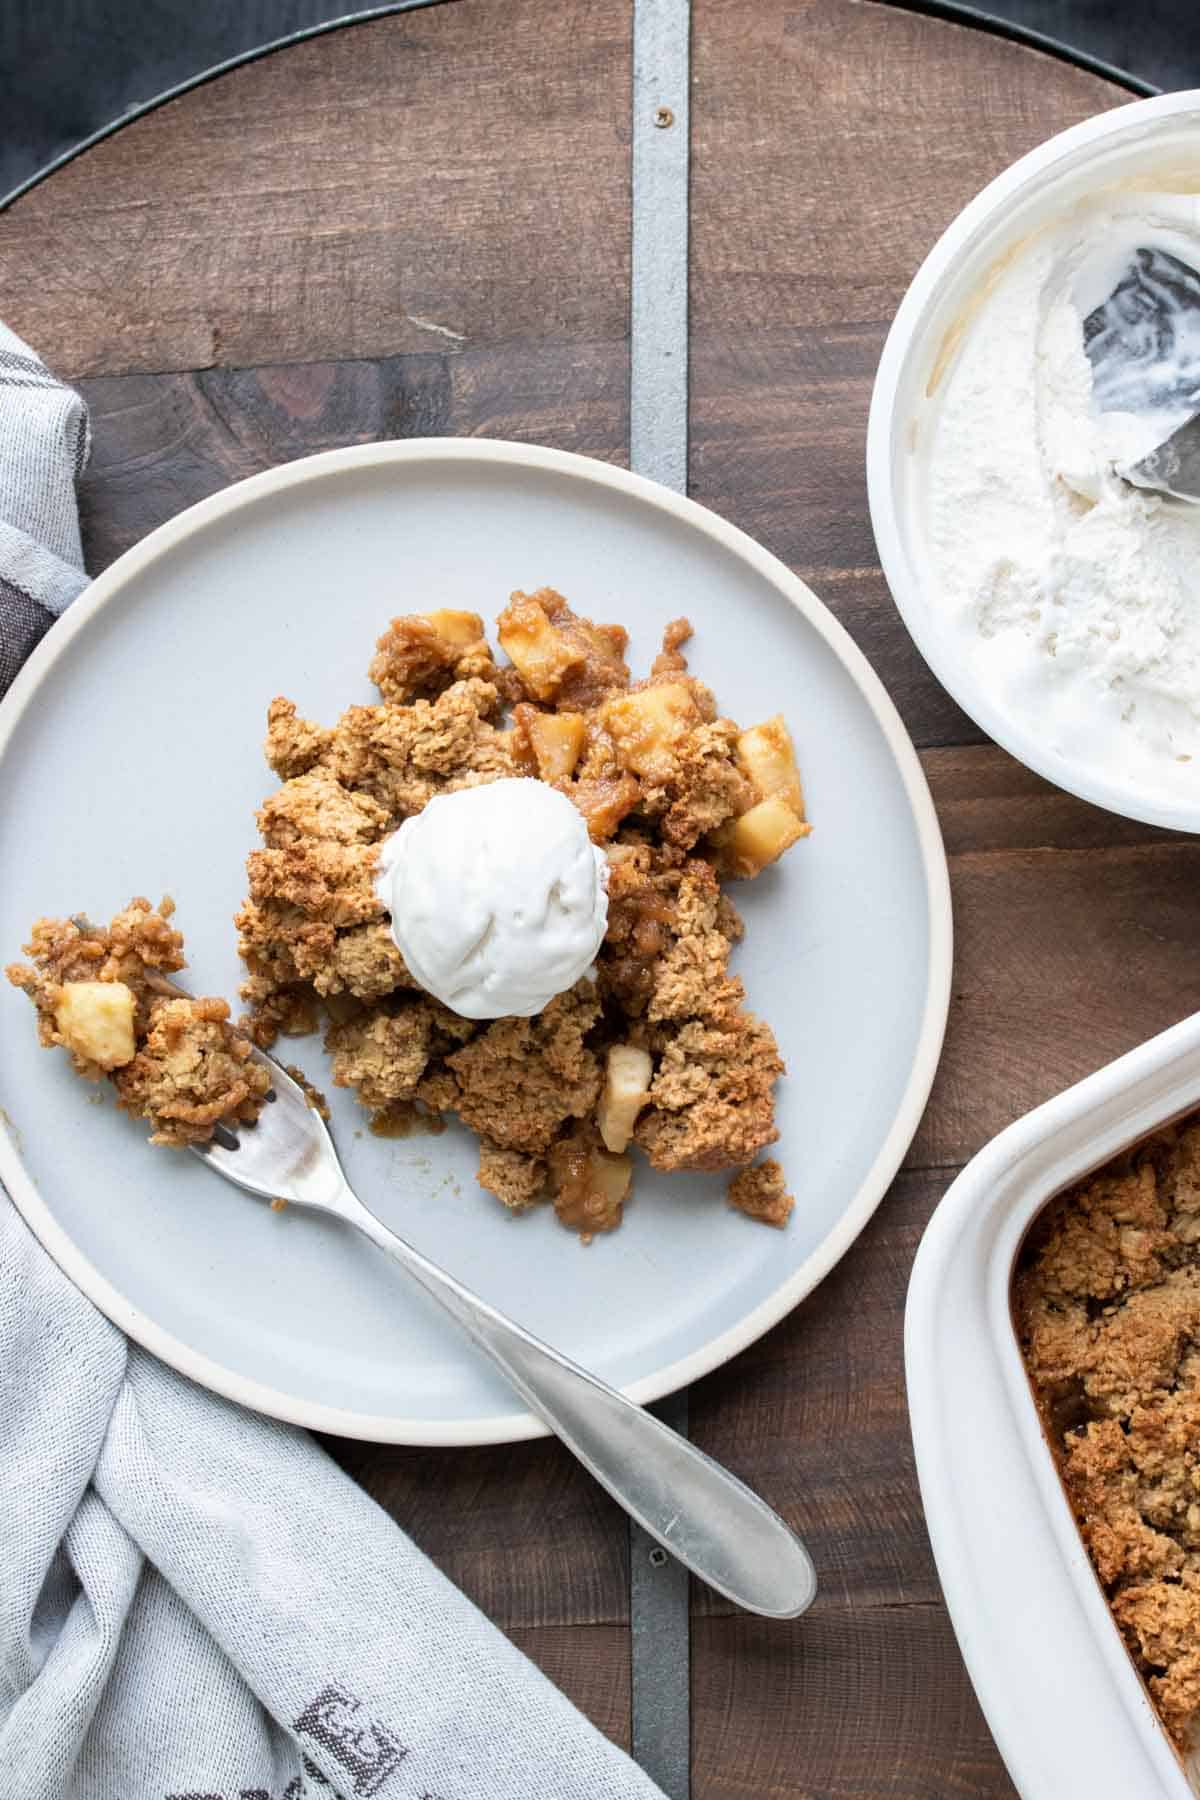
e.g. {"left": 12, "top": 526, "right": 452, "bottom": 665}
{"left": 0, "top": 2, "right": 1150, "bottom": 1795}
{"left": 914, "top": 747, "right": 1200, "bottom": 1170}
{"left": 76, "top": 345, "right": 628, "bottom": 572}
{"left": 0, "top": 0, "right": 633, "bottom": 379}
{"left": 509, "top": 1623, "right": 632, "bottom": 1751}
{"left": 692, "top": 1170, "right": 945, "bottom": 1616}
{"left": 691, "top": 1607, "right": 1004, "bottom": 1799}
{"left": 324, "top": 1431, "right": 631, "bottom": 1630}
{"left": 688, "top": 1168, "right": 1018, "bottom": 1796}
{"left": 691, "top": 0, "right": 1124, "bottom": 332}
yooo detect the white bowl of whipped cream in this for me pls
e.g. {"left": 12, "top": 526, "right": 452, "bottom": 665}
{"left": 868, "top": 90, "right": 1200, "bottom": 832}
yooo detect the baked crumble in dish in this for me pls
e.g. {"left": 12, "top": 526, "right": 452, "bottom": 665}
{"left": 236, "top": 589, "right": 808, "bottom": 1237}
{"left": 5, "top": 898, "right": 269, "bottom": 1146}
{"left": 1016, "top": 1113, "right": 1200, "bottom": 1749}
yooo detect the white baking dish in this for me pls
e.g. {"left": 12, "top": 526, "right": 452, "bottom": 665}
{"left": 867, "top": 90, "right": 1200, "bottom": 834}
{"left": 906, "top": 1012, "right": 1200, "bottom": 1798}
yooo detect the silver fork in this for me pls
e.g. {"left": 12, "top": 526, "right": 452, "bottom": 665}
{"left": 196, "top": 1051, "right": 818, "bottom": 1619}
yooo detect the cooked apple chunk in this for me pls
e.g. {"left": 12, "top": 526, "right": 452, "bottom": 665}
{"left": 601, "top": 682, "right": 699, "bottom": 780}
{"left": 422, "top": 608, "right": 486, "bottom": 646}
{"left": 498, "top": 592, "right": 585, "bottom": 699}
{"left": 716, "top": 796, "right": 809, "bottom": 879}
{"left": 54, "top": 980, "right": 137, "bottom": 1070}
{"left": 736, "top": 715, "right": 804, "bottom": 816}
{"left": 521, "top": 708, "right": 587, "bottom": 782}
{"left": 549, "top": 1126, "right": 633, "bottom": 1237}
{"left": 597, "top": 1043, "right": 653, "bottom": 1153}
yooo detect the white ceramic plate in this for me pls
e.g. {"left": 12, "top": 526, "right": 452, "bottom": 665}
{"left": 0, "top": 440, "right": 951, "bottom": 1444}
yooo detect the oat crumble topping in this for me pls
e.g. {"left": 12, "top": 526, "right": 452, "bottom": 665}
{"left": 728, "top": 1160, "right": 795, "bottom": 1228}
{"left": 6, "top": 899, "right": 269, "bottom": 1146}
{"left": 237, "top": 590, "right": 809, "bottom": 1234}
{"left": 1017, "top": 1115, "right": 1200, "bottom": 1746}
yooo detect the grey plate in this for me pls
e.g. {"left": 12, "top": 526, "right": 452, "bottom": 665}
{"left": 0, "top": 441, "right": 951, "bottom": 1443}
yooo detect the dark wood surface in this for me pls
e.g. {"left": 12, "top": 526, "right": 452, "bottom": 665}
{"left": 1, "top": 2, "right": 1173, "bottom": 1791}
{"left": 3, "top": 0, "right": 1189, "bottom": 206}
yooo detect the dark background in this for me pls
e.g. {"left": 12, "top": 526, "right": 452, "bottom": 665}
{"left": 2, "top": 0, "right": 1199, "bottom": 202}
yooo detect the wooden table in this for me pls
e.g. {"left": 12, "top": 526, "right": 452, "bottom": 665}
{"left": 4, "top": 3, "right": 1186, "bottom": 1792}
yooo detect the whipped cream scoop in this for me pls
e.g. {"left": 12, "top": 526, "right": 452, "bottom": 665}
{"left": 374, "top": 777, "right": 609, "bottom": 1020}
{"left": 924, "top": 189, "right": 1200, "bottom": 806}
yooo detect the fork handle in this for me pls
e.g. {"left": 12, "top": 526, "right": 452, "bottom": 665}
{"left": 341, "top": 1187, "right": 816, "bottom": 1619}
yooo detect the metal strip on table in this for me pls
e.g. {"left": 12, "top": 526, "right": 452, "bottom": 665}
{"left": 628, "top": 2, "right": 691, "bottom": 1795}
{"left": 629, "top": 1391, "right": 691, "bottom": 1800}
{"left": 630, "top": 0, "right": 690, "bottom": 493}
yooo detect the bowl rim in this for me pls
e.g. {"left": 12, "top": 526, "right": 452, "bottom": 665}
{"left": 867, "top": 87, "right": 1200, "bottom": 837}
{"left": 0, "top": 435, "right": 953, "bottom": 1445}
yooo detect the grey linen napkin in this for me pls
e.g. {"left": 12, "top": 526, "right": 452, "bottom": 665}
{"left": 0, "top": 326, "right": 666, "bottom": 1800}
{"left": 0, "top": 325, "right": 90, "bottom": 693}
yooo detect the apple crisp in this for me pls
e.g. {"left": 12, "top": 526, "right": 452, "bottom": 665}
{"left": 1016, "top": 1114, "right": 1200, "bottom": 1747}
{"left": 239, "top": 590, "right": 809, "bottom": 1236}
{"left": 728, "top": 1160, "right": 795, "bottom": 1228}
{"left": 6, "top": 898, "right": 270, "bottom": 1146}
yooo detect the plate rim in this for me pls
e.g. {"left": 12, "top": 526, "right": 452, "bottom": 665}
{"left": 0, "top": 437, "right": 953, "bottom": 1444}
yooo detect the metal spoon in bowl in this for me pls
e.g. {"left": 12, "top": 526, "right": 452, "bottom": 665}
{"left": 1084, "top": 245, "right": 1200, "bottom": 501}
{"left": 193, "top": 1049, "right": 818, "bottom": 1620}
